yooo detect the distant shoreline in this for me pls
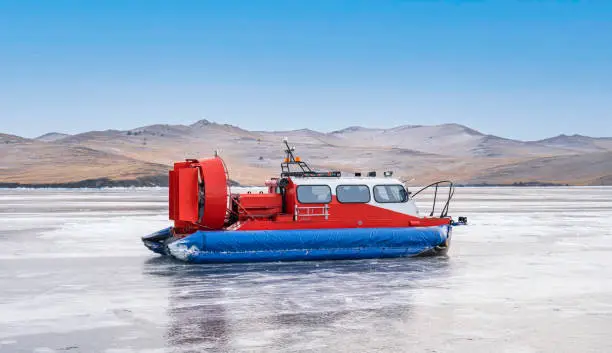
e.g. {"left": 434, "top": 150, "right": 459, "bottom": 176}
{"left": 0, "top": 176, "right": 242, "bottom": 189}
{"left": 0, "top": 176, "right": 168, "bottom": 189}
{"left": 0, "top": 179, "right": 575, "bottom": 189}
{"left": 458, "top": 181, "right": 571, "bottom": 187}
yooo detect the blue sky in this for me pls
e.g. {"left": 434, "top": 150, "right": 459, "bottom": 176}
{"left": 1, "top": 0, "right": 611, "bottom": 140}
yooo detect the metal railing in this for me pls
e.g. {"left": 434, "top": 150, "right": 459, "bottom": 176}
{"left": 410, "top": 180, "right": 455, "bottom": 218}
{"left": 294, "top": 205, "right": 330, "bottom": 221}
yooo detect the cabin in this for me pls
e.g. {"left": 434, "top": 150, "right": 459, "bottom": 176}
{"left": 231, "top": 174, "right": 422, "bottom": 231}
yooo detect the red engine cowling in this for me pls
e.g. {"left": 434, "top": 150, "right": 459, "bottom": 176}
{"left": 169, "top": 157, "right": 228, "bottom": 232}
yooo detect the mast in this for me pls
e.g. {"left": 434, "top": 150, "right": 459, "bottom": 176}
{"left": 280, "top": 138, "right": 340, "bottom": 178}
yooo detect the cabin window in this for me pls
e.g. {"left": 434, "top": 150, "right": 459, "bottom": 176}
{"left": 297, "top": 185, "right": 332, "bottom": 204}
{"left": 373, "top": 185, "right": 408, "bottom": 203}
{"left": 336, "top": 185, "right": 371, "bottom": 203}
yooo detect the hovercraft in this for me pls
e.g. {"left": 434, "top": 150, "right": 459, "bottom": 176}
{"left": 142, "top": 140, "right": 466, "bottom": 263}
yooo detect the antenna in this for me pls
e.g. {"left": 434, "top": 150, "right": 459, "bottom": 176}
{"left": 282, "top": 138, "right": 298, "bottom": 163}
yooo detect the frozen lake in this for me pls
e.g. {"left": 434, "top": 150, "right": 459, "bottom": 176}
{"left": 1, "top": 187, "right": 611, "bottom": 353}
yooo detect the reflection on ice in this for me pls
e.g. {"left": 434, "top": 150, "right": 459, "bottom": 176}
{"left": 143, "top": 257, "right": 451, "bottom": 352}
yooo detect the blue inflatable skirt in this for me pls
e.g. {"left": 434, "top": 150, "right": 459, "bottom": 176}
{"left": 142, "top": 225, "right": 451, "bottom": 264}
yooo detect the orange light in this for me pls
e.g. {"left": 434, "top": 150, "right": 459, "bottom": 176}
{"left": 283, "top": 158, "right": 289, "bottom": 163}
{"left": 295, "top": 156, "right": 301, "bottom": 162}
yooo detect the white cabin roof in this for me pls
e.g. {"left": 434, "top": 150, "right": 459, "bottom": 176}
{"left": 290, "top": 176, "right": 406, "bottom": 188}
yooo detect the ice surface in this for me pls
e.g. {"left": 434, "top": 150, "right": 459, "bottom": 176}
{"left": 0, "top": 187, "right": 611, "bottom": 352}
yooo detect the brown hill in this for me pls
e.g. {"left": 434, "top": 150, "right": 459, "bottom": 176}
{"left": 467, "top": 152, "right": 612, "bottom": 186}
{"left": 35, "top": 132, "right": 71, "bottom": 142}
{"left": 534, "top": 134, "right": 612, "bottom": 153}
{"left": 0, "top": 139, "right": 169, "bottom": 184}
{"left": 1, "top": 121, "right": 611, "bottom": 186}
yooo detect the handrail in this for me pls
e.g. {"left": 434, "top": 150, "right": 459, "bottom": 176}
{"left": 410, "top": 180, "right": 455, "bottom": 218}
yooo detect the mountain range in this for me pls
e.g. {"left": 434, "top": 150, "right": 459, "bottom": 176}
{"left": 1, "top": 120, "right": 611, "bottom": 186}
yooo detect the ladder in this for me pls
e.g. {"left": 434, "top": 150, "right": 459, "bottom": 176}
{"left": 294, "top": 205, "right": 329, "bottom": 221}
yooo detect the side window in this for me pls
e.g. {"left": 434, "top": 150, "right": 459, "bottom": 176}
{"left": 373, "top": 185, "right": 408, "bottom": 203}
{"left": 297, "top": 185, "right": 332, "bottom": 204}
{"left": 336, "top": 185, "right": 371, "bottom": 203}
